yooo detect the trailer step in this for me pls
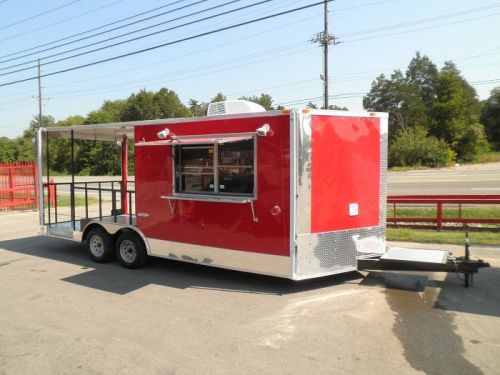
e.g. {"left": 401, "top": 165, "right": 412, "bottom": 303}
{"left": 381, "top": 247, "right": 448, "bottom": 264}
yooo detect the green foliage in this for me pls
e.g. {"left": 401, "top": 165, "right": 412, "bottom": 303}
{"left": 364, "top": 53, "right": 489, "bottom": 166}
{"left": 328, "top": 104, "right": 349, "bottom": 110}
{"left": 188, "top": 99, "right": 208, "bottom": 116}
{"left": 389, "top": 126, "right": 455, "bottom": 167}
{"left": 238, "top": 93, "right": 274, "bottom": 110}
{"left": 211, "top": 92, "right": 227, "bottom": 102}
{"left": 480, "top": 87, "right": 500, "bottom": 150}
{"left": 455, "top": 123, "right": 490, "bottom": 162}
{"left": 0, "top": 88, "right": 274, "bottom": 174}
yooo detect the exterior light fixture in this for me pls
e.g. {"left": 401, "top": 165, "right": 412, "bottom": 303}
{"left": 256, "top": 124, "right": 271, "bottom": 137}
{"left": 157, "top": 128, "right": 170, "bottom": 140}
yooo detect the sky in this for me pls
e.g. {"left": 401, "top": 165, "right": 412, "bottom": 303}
{"left": 0, "top": 0, "right": 499, "bottom": 137}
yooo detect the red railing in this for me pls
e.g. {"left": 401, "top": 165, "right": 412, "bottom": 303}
{"left": 0, "top": 162, "right": 38, "bottom": 211}
{"left": 388, "top": 195, "right": 500, "bottom": 230}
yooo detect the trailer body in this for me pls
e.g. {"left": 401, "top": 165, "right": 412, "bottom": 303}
{"left": 40, "top": 109, "right": 388, "bottom": 280}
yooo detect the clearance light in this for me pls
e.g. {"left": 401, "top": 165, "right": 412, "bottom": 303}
{"left": 256, "top": 124, "right": 271, "bottom": 137}
{"left": 157, "top": 128, "right": 170, "bottom": 140}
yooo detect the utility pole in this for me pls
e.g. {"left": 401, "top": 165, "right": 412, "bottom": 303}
{"left": 312, "top": 0, "right": 339, "bottom": 109}
{"left": 37, "top": 59, "right": 42, "bottom": 128}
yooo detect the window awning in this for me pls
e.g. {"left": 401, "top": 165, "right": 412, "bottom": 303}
{"left": 135, "top": 133, "right": 254, "bottom": 147}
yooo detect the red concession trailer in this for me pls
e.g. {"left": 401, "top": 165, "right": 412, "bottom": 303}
{"left": 38, "top": 102, "right": 487, "bottom": 283}
{"left": 39, "top": 104, "right": 387, "bottom": 280}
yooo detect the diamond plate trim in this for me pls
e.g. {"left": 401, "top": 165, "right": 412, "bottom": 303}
{"left": 382, "top": 247, "right": 448, "bottom": 264}
{"left": 296, "top": 226, "right": 385, "bottom": 278}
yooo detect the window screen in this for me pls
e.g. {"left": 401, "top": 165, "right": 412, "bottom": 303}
{"left": 176, "top": 146, "right": 215, "bottom": 193}
{"left": 218, "top": 140, "right": 254, "bottom": 195}
{"left": 174, "top": 139, "right": 254, "bottom": 197}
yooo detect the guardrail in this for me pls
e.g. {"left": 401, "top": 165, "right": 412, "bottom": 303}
{"left": 0, "top": 162, "right": 37, "bottom": 210}
{"left": 388, "top": 195, "right": 500, "bottom": 230}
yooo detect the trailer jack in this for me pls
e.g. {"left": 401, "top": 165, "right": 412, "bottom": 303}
{"left": 358, "top": 226, "right": 490, "bottom": 288}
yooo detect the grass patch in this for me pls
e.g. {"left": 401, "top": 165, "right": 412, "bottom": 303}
{"left": 387, "top": 227, "right": 500, "bottom": 246}
{"left": 48, "top": 194, "right": 99, "bottom": 207}
{"left": 474, "top": 151, "right": 500, "bottom": 164}
{"left": 389, "top": 165, "right": 430, "bottom": 172}
{"left": 388, "top": 206, "right": 500, "bottom": 220}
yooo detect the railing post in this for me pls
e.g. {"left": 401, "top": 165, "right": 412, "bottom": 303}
{"left": 112, "top": 190, "right": 117, "bottom": 223}
{"left": 54, "top": 184, "right": 58, "bottom": 224}
{"left": 98, "top": 182, "right": 102, "bottom": 220}
{"left": 437, "top": 202, "right": 443, "bottom": 231}
{"left": 85, "top": 182, "right": 88, "bottom": 219}
{"left": 8, "top": 165, "right": 14, "bottom": 204}
{"left": 393, "top": 202, "right": 397, "bottom": 227}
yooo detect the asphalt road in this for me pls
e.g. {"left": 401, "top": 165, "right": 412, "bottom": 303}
{"left": 0, "top": 211, "right": 499, "bottom": 374}
{"left": 388, "top": 162, "right": 500, "bottom": 195}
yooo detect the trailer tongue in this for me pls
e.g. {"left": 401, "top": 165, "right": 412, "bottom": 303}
{"left": 358, "top": 245, "right": 490, "bottom": 288}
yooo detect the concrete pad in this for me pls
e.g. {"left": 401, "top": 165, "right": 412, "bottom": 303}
{"left": 0, "top": 211, "right": 499, "bottom": 374}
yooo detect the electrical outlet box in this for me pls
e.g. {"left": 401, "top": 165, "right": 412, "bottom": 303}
{"left": 349, "top": 203, "right": 359, "bottom": 217}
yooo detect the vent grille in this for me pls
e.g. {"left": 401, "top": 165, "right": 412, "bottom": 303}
{"left": 207, "top": 102, "right": 227, "bottom": 116}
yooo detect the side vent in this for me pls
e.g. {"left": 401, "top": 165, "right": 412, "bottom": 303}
{"left": 207, "top": 101, "right": 227, "bottom": 116}
{"left": 207, "top": 100, "right": 266, "bottom": 116}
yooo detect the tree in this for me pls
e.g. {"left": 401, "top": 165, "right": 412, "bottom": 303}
{"left": 188, "top": 99, "right": 208, "bottom": 116}
{"left": 480, "top": 87, "right": 500, "bottom": 149}
{"left": 239, "top": 93, "right": 274, "bottom": 110}
{"left": 328, "top": 105, "right": 349, "bottom": 110}
{"left": 211, "top": 92, "right": 226, "bottom": 102}
{"left": 406, "top": 52, "right": 438, "bottom": 108}
{"left": 363, "top": 70, "right": 426, "bottom": 137}
{"left": 429, "top": 62, "right": 483, "bottom": 156}
{"left": 364, "top": 53, "right": 487, "bottom": 165}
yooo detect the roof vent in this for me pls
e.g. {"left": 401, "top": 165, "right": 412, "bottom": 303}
{"left": 207, "top": 100, "right": 266, "bottom": 116}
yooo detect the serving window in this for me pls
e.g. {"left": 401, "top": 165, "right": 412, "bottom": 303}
{"left": 174, "top": 138, "right": 255, "bottom": 197}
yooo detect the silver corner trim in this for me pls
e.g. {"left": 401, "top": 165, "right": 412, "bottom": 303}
{"left": 36, "top": 127, "right": 44, "bottom": 227}
{"left": 290, "top": 110, "right": 298, "bottom": 278}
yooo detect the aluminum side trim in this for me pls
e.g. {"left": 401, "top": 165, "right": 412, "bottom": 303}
{"left": 148, "top": 238, "right": 291, "bottom": 278}
{"left": 296, "top": 112, "right": 312, "bottom": 234}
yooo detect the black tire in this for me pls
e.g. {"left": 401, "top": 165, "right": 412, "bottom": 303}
{"left": 115, "top": 231, "right": 147, "bottom": 269}
{"left": 85, "top": 226, "right": 114, "bottom": 262}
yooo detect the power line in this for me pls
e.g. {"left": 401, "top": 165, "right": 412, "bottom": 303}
{"left": 0, "top": 0, "right": 394, "bottom": 70}
{"left": 337, "top": 2, "right": 500, "bottom": 38}
{"left": 0, "top": 0, "right": 206, "bottom": 65}
{"left": 0, "top": 0, "right": 126, "bottom": 46}
{"left": 0, "top": 0, "right": 82, "bottom": 32}
{"left": 45, "top": 43, "right": 313, "bottom": 98}
{"left": 0, "top": 11, "right": 321, "bottom": 99}
{"left": 341, "top": 10, "right": 500, "bottom": 44}
{"left": 0, "top": 0, "right": 269, "bottom": 75}
{"left": 0, "top": 0, "right": 332, "bottom": 87}
{"left": 15, "top": 0, "right": 410, "bottom": 93}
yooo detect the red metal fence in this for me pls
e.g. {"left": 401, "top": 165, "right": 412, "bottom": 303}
{"left": 388, "top": 195, "right": 500, "bottom": 230}
{"left": 0, "top": 162, "right": 38, "bottom": 211}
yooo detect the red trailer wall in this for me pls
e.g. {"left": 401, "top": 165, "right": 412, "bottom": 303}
{"left": 310, "top": 115, "right": 380, "bottom": 233}
{"left": 134, "top": 114, "right": 291, "bottom": 256}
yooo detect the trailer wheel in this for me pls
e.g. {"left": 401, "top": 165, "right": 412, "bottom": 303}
{"left": 86, "top": 226, "right": 114, "bottom": 262}
{"left": 115, "top": 231, "right": 147, "bottom": 269}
